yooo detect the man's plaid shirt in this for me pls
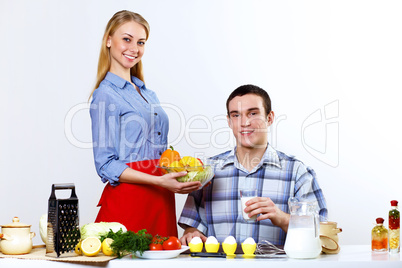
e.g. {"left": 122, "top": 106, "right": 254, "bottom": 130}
{"left": 179, "top": 144, "right": 328, "bottom": 245}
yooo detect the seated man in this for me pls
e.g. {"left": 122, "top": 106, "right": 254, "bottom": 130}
{"left": 178, "top": 84, "right": 327, "bottom": 246}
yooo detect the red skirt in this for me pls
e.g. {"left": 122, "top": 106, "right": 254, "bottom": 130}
{"left": 95, "top": 159, "right": 178, "bottom": 237}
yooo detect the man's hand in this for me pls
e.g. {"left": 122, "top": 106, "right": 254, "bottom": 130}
{"left": 179, "top": 227, "right": 207, "bottom": 246}
{"left": 244, "top": 197, "right": 290, "bottom": 232}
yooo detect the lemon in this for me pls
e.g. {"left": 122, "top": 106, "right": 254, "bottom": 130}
{"left": 74, "top": 240, "right": 82, "bottom": 255}
{"left": 101, "top": 238, "right": 114, "bottom": 256}
{"left": 81, "top": 237, "right": 102, "bottom": 257}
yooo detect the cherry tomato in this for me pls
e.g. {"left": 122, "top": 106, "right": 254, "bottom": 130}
{"left": 149, "top": 243, "right": 163, "bottom": 250}
{"left": 149, "top": 235, "right": 167, "bottom": 250}
{"left": 152, "top": 235, "right": 167, "bottom": 243}
{"left": 162, "top": 236, "right": 182, "bottom": 250}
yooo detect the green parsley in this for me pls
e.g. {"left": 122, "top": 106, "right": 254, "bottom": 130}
{"left": 100, "top": 229, "right": 152, "bottom": 258}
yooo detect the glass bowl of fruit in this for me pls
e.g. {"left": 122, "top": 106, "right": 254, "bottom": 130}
{"left": 157, "top": 149, "right": 215, "bottom": 187}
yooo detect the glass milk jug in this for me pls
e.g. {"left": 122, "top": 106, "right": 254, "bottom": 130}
{"left": 284, "top": 197, "right": 322, "bottom": 259}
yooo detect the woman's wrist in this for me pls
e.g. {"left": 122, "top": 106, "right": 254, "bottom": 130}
{"left": 152, "top": 175, "right": 163, "bottom": 186}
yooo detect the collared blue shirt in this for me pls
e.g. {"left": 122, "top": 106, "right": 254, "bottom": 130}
{"left": 178, "top": 144, "right": 328, "bottom": 245}
{"left": 90, "top": 72, "right": 169, "bottom": 186}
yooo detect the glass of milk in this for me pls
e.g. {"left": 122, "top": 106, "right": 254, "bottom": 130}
{"left": 240, "top": 189, "right": 257, "bottom": 222}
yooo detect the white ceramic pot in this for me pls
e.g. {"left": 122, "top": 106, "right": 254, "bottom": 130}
{"left": 0, "top": 217, "right": 36, "bottom": 255}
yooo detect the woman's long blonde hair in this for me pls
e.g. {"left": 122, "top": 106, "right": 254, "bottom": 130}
{"left": 89, "top": 10, "right": 150, "bottom": 99}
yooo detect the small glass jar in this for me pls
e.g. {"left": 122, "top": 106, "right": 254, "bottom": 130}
{"left": 389, "top": 200, "right": 400, "bottom": 253}
{"left": 372, "top": 217, "right": 388, "bottom": 252}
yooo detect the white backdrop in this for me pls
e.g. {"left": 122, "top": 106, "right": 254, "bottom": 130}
{"left": 1, "top": 0, "right": 401, "bottom": 246}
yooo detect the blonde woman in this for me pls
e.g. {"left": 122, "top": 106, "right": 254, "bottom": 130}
{"left": 89, "top": 10, "right": 201, "bottom": 237}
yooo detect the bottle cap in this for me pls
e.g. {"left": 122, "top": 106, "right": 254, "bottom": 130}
{"left": 376, "top": 218, "right": 384, "bottom": 224}
{"left": 391, "top": 200, "right": 398, "bottom": 206}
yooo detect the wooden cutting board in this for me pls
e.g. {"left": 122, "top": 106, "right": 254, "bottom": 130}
{"left": 0, "top": 245, "right": 117, "bottom": 263}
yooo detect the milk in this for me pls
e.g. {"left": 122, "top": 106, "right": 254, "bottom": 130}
{"left": 284, "top": 228, "right": 322, "bottom": 259}
{"left": 241, "top": 197, "right": 257, "bottom": 222}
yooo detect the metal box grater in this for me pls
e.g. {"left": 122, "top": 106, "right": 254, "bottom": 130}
{"left": 46, "top": 183, "right": 80, "bottom": 257}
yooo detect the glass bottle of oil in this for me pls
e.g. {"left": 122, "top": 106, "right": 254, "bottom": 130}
{"left": 389, "top": 200, "right": 400, "bottom": 253}
{"left": 372, "top": 217, "right": 388, "bottom": 252}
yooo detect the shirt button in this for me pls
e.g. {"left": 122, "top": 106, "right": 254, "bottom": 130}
{"left": 154, "top": 113, "right": 158, "bottom": 116}
{"left": 159, "top": 152, "right": 162, "bottom": 155}
{"left": 158, "top": 132, "right": 161, "bottom": 135}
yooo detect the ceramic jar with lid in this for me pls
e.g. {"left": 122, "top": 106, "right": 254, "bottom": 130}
{"left": 319, "top": 221, "right": 342, "bottom": 254}
{"left": 0, "top": 217, "right": 36, "bottom": 255}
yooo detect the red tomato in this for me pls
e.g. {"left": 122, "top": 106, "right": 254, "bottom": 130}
{"left": 150, "top": 235, "right": 167, "bottom": 250}
{"left": 149, "top": 243, "right": 163, "bottom": 250}
{"left": 151, "top": 235, "right": 166, "bottom": 244}
{"left": 162, "top": 236, "right": 182, "bottom": 250}
{"left": 151, "top": 235, "right": 163, "bottom": 244}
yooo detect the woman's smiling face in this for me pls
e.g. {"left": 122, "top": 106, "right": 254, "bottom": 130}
{"left": 107, "top": 21, "right": 147, "bottom": 76}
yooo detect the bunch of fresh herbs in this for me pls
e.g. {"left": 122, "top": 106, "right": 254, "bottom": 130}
{"left": 100, "top": 228, "right": 152, "bottom": 258}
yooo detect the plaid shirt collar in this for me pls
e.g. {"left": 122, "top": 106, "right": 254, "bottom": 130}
{"left": 218, "top": 144, "right": 282, "bottom": 172}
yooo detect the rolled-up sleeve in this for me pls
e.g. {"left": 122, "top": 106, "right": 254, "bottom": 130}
{"left": 178, "top": 189, "right": 208, "bottom": 234}
{"left": 90, "top": 90, "right": 128, "bottom": 186}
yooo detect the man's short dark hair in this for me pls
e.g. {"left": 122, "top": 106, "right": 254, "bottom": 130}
{"left": 226, "top": 84, "right": 271, "bottom": 116}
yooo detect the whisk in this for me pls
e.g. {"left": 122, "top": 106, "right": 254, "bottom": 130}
{"left": 255, "top": 240, "right": 286, "bottom": 257}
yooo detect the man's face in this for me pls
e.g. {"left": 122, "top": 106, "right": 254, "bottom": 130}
{"left": 227, "top": 94, "right": 274, "bottom": 149}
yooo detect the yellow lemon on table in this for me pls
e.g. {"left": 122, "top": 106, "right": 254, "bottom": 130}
{"left": 81, "top": 237, "right": 102, "bottom": 257}
{"left": 74, "top": 240, "right": 82, "bottom": 255}
{"left": 101, "top": 238, "right": 114, "bottom": 256}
